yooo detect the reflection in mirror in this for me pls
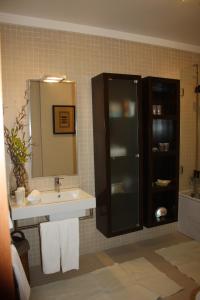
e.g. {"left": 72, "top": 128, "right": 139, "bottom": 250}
{"left": 29, "top": 80, "right": 77, "bottom": 177}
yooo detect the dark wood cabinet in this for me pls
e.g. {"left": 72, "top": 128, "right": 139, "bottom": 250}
{"left": 92, "top": 73, "right": 143, "bottom": 237}
{"left": 142, "top": 77, "right": 180, "bottom": 227}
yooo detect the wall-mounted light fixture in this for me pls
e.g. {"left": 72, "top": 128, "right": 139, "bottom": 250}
{"left": 181, "top": 0, "right": 200, "bottom": 4}
{"left": 41, "top": 75, "right": 66, "bottom": 83}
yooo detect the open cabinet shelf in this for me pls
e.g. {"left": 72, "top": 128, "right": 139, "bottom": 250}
{"left": 152, "top": 184, "right": 177, "bottom": 193}
{"left": 142, "top": 76, "right": 180, "bottom": 228}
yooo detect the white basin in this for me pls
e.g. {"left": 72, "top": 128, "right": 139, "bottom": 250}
{"left": 41, "top": 189, "right": 89, "bottom": 204}
{"left": 10, "top": 188, "right": 96, "bottom": 221}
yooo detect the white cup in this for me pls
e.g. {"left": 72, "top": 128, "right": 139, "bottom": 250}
{"left": 15, "top": 187, "right": 25, "bottom": 205}
{"left": 156, "top": 105, "right": 162, "bottom": 115}
{"left": 152, "top": 105, "right": 157, "bottom": 115}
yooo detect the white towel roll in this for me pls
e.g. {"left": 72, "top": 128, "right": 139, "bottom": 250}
{"left": 40, "top": 218, "right": 80, "bottom": 274}
{"left": 59, "top": 218, "right": 79, "bottom": 273}
{"left": 40, "top": 221, "right": 60, "bottom": 274}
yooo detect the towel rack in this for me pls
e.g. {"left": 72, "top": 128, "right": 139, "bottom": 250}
{"left": 13, "top": 208, "right": 94, "bottom": 231}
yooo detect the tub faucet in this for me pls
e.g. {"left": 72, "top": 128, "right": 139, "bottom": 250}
{"left": 54, "top": 177, "right": 64, "bottom": 193}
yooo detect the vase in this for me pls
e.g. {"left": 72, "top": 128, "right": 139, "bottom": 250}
{"left": 9, "top": 167, "right": 17, "bottom": 196}
{"left": 12, "top": 163, "right": 30, "bottom": 196}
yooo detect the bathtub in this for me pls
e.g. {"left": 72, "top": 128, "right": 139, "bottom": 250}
{"left": 178, "top": 191, "right": 200, "bottom": 241}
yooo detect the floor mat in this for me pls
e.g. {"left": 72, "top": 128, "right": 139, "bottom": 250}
{"left": 31, "top": 257, "right": 182, "bottom": 300}
{"left": 156, "top": 241, "right": 200, "bottom": 285}
{"left": 120, "top": 257, "right": 182, "bottom": 298}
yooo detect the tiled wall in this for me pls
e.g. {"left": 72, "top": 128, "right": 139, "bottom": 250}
{"left": 1, "top": 24, "right": 200, "bottom": 266}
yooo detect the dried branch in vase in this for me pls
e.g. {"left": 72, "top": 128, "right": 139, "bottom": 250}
{"left": 4, "top": 98, "right": 31, "bottom": 195}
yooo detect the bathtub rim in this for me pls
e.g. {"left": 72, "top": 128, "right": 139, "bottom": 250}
{"left": 179, "top": 190, "right": 200, "bottom": 203}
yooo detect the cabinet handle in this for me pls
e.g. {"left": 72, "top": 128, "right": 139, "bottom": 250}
{"left": 135, "top": 153, "right": 140, "bottom": 158}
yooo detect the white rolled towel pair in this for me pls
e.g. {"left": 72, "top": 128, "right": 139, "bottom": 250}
{"left": 40, "top": 218, "right": 79, "bottom": 274}
{"left": 11, "top": 244, "right": 30, "bottom": 300}
{"left": 27, "top": 189, "right": 41, "bottom": 204}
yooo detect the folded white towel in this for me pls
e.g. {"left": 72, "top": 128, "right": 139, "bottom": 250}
{"left": 11, "top": 244, "right": 30, "bottom": 300}
{"left": 40, "top": 221, "right": 60, "bottom": 274}
{"left": 27, "top": 190, "right": 41, "bottom": 204}
{"left": 59, "top": 218, "right": 79, "bottom": 273}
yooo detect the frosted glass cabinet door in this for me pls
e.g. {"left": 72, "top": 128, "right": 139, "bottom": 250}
{"left": 108, "top": 78, "right": 140, "bottom": 233}
{"left": 92, "top": 73, "right": 142, "bottom": 238}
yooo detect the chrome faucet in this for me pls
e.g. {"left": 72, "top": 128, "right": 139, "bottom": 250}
{"left": 54, "top": 177, "right": 64, "bottom": 193}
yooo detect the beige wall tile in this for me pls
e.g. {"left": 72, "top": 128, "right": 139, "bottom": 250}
{"left": 1, "top": 23, "right": 200, "bottom": 266}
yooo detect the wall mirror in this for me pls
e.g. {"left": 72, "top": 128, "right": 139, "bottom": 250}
{"left": 28, "top": 80, "right": 77, "bottom": 178}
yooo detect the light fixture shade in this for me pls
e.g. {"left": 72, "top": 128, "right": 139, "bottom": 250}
{"left": 41, "top": 75, "right": 66, "bottom": 83}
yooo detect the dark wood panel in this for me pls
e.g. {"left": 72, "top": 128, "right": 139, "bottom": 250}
{"left": 92, "top": 74, "right": 110, "bottom": 236}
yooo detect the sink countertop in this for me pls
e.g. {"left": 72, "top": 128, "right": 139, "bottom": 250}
{"left": 10, "top": 188, "right": 96, "bottom": 220}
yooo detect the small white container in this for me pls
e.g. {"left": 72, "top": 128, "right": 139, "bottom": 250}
{"left": 15, "top": 187, "right": 25, "bottom": 205}
{"left": 156, "top": 105, "right": 162, "bottom": 115}
{"left": 111, "top": 182, "right": 124, "bottom": 194}
{"left": 152, "top": 105, "right": 157, "bottom": 115}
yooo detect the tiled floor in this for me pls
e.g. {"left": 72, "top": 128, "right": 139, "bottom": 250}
{"left": 30, "top": 232, "right": 200, "bottom": 299}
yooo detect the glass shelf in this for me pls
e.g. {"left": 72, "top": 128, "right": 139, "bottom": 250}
{"left": 151, "top": 216, "right": 177, "bottom": 227}
{"left": 152, "top": 151, "right": 176, "bottom": 157}
{"left": 152, "top": 184, "right": 176, "bottom": 193}
{"left": 110, "top": 155, "right": 134, "bottom": 160}
{"left": 152, "top": 115, "right": 176, "bottom": 120}
{"left": 109, "top": 116, "right": 135, "bottom": 120}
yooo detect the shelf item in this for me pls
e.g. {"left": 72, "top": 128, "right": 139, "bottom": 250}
{"left": 92, "top": 73, "right": 143, "bottom": 237}
{"left": 155, "top": 179, "right": 171, "bottom": 187}
{"left": 152, "top": 104, "right": 162, "bottom": 116}
{"left": 122, "top": 99, "right": 135, "bottom": 117}
{"left": 109, "top": 102, "right": 123, "bottom": 118}
{"left": 109, "top": 99, "right": 135, "bottom": 118}
{"left": 111, "top": 182, "right": 124, "bottom": 194}
{"left": 142, "top": 76, "right": 180, "bottom": 228}
{"left": 155, "top": 207, "right": 167, "bottom": 219}
{"left": 158, "top": 142, "right": 170, "bottom": 152}
{"left": 110, "top": 145, "right": 127, "bottom": 157}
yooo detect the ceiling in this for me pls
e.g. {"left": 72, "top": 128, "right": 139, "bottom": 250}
{"left": 0, "top": 0, "right": 200, "bottom": 48}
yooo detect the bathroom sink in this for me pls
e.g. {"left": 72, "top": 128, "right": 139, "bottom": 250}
{"left": 10, "top": 188, "right": 96, "bottom": 220}
{"left": 41, "top": 189, "right": 90, "bottom": 204}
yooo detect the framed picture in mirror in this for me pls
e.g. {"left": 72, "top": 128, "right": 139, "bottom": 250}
{"left": 52, "top": 105, "right": 75, "bottom": 134}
